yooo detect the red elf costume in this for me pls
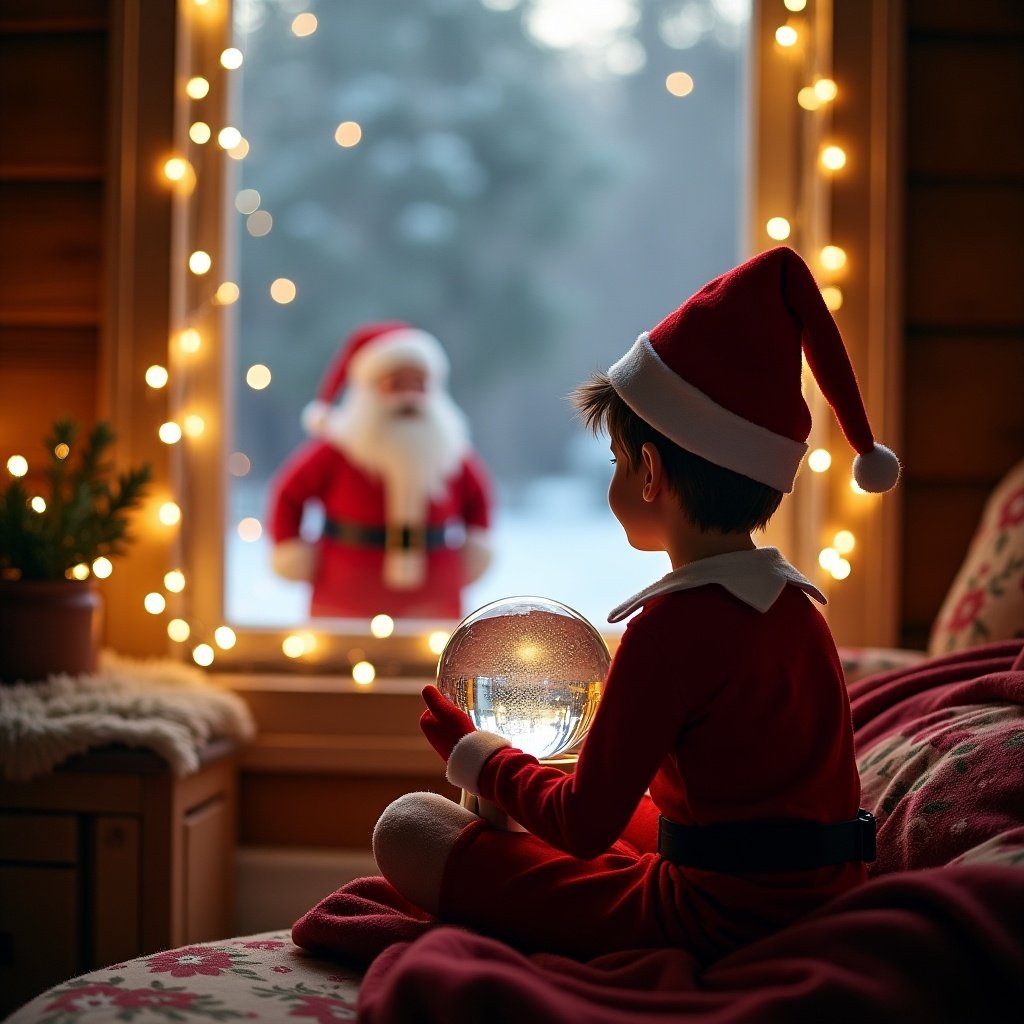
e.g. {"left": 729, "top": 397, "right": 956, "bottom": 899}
{"left": 292, "top": 246, "right": 901, "bottom": 966}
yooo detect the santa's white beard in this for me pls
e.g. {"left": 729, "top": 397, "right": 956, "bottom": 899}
{"left": 321, "top": 385, "right": 472, "bottom": 589}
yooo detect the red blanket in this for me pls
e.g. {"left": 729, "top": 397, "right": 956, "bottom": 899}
{"left": 293, "top": 640, "right": 1024, "bottom": 1023}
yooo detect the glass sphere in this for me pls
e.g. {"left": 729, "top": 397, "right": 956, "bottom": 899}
{"left": 436, "top": 596, "right": 610, "bottom": 760}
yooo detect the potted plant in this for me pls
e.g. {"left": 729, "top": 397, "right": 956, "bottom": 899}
{"left": 0, "top": 419, "right": 151, "bottom": 683}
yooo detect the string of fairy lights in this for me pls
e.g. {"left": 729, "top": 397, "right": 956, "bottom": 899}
{"left": 2, "top": 0, "right": 872, "bottom": 676}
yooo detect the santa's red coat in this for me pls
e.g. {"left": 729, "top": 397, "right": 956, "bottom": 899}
{"left": 268, "top": 440, "right": 492, "bottom": 619}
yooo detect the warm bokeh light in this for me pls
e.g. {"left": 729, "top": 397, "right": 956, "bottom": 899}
{"left": 217, "top": 127, "right": 242, "bottom": 150}
{"left": 146, "top": 364, "right": 169, "bottom": 388}
{"left": 282, "top": 634, "right": 305, "bottom": 658}
{"left": 179, "top": 327, "right": 202, "bottom": 353}
{"left": 220, "top": 47, "right": 244, "bottom": 69}
{"left": 54, "top": 443, "right": 70, "bottom": 460}
{"left": 665, "top": 71, "right": 694, "bottom": 97}
{"left": 830, "top": 558, "right": 852, "bottom": 580}
{"left": 820, "top": 144, "right": 847, "bottom": 171}
{"left": 189, "top": 250, "right": 212, "bottom": 275}
{"left": 69, "top": 563, "right": 90, "bottom": 580}
{"left": 183, "top": 414, "right": 205, "bottom": 437}
{"left": 168, "top": 618, "right": 191, "bottom": 642}
{"left": 833, "top": 530, "right": 856, "bottom": 555}
{"left": 246, "top": 364, "right": 272, "bottom": 390}
{"left": 270, "top": 278, "right": 297, "bottom": 303}
{"left": 189, "top": 121, "right": 212, "bottom": 144}
{"left": 235, "top": 189, "right": 261, "bottom": 214}
{"left": 159, "top": 421, "right": 183, "bottom": 445}
{"left": 30, "top": 496, "right": 46, "bottom": 513}
{"left": 808, "top": 448, "right": 832, "bottom": 473}
{"left": 814, "top": 78, "right": 838, "bottom": 102}
{"left": 428, "top": 630, "right": 451, "bottom": 656}
{"left": 193, "top": 643, "right": 215, "bottom": 667}
{"left": 797, "top": 86, "right": 820, "bottom": 111}
{"left": 228, "top": 452, "right": 251, "bottom": 476}
{"left": 821, "top": 285, "right": 843, "bottom": 311}
{"left": 292, "top": 12, "right": 318, "bottom": 36}
{"left": 164, "top": 569, "right": 186, "bottom": 593}
{"left": 850, "top": 478, "right": 868, "bottom": 495}
{"left": 92, "top": 557, "right": 113, "bottom": 579}
{"left": 159, "top": 501, "right": 182, "bottom": 526}
{"left": 352, "top": 660, "right": 376, "bottom": 685}
{"left": 766, "top": 216, "right": 791, "bottom": 240}
{"left": 818, "top": 547, "right": 840, "bottom": 571}
{"left": 216, "top": 281, "right": 240, "bottom": 304}
{"left": 370, "top": 614, "right": 395, "bottom": 639}
{"left": 784, "top": 0, "right": 807, "bottom": 10}
{"left": 163, "top": 157, "right": 188, "bottom": 181}
{"left": 775, "top": 25, "right": 798, "bottom": 47}
{"left": 185, "top": 76, "right": 210, "bottom": 100}
{"left": 227, "top": 137, "right": 250, "bottom": 161}
{"left": 144, "top": 591, "right": 167, "bottom": 614}
{"left": 335, "top": 121, "right": 362, "bottom": 147}
{"left": 6, "top": 455, "right": 28, "bottom": 477}
{"left": 214, "top": 626, "right": 237, "bottom": 649}
{"left": 820, "top": 245, "right": 847, "bottom": 271}
{"left": 237, "top": 517, "right": 262, "bottom": 542}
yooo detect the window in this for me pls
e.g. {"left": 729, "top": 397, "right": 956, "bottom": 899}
{"left": 146, "top": 0, "right": 900, "bottom": 677}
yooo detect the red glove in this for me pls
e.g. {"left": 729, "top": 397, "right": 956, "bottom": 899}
{"left": 419, "top": 684, "right": 476, "bottom": 762}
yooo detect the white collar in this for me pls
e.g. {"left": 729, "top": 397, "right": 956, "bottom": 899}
{"left": 608, "top": 547, "right": 825, "bottom": 623}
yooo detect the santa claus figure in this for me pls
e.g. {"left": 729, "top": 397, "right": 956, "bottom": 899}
{"left": 267, "top": 322, "right": 494, "bottom": 619}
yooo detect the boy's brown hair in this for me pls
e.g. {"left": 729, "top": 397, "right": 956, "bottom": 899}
{"left": 572, "top": 373, "right": 783, "bottom": 533}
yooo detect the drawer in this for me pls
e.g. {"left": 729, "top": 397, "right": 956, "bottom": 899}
{"left": 0, "top": 813, "right": 77, "bottom": 863}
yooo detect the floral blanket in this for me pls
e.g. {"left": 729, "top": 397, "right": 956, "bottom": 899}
{"left": 6, "top": 934, "right": 362, "bottom": 1023}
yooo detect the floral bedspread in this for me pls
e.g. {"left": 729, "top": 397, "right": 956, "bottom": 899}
{"left": 6, "top": 933, "right": 362, "bottom": 1024}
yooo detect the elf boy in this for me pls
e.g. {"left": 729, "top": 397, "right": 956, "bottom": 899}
{"left": 297, "top": 246, "right": 900, "bottom": 964}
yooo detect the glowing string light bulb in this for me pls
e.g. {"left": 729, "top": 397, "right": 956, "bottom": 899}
{"left": 193, "top": 644, "right": 215, "bottom": 667}
{"left": 808, "top": 448, "right": 832, "bottom": 473}
{"left": 352, "top": 661, "right": 376, "bottom": 685}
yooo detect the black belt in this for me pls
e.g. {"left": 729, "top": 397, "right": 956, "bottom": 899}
{"left": 323, "top": 519, "right": 456, "bottom": 551}
{"left": 658, "top": 810, "right": 876, "bottom": 873}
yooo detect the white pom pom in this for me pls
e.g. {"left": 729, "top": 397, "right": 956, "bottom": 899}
{"left": 302, "top": 400, "right": 330, "bottom": 436}
{"left": 853, "top": 443, "right": 901, "bottom": 492}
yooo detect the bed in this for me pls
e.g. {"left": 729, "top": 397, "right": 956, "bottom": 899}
{"left": 7, "top": 462, "right": 1024, "bottom": 1023}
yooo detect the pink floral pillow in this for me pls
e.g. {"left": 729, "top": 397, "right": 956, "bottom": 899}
{"left": 928, "top": 460, "right": 1024, "bottom": 656}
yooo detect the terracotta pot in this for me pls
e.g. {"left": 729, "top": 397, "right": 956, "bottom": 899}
{"left": 0, "top": 579, "right": 103, "bottom": 684}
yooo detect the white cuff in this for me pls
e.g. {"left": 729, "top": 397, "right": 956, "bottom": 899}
{"left": 446, "top": 730, "right": 511, "bottom": 794}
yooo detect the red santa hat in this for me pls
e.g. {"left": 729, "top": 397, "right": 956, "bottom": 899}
{"left": 303, "top": 321, "right": 450, "bottom": 436}
{"left": 608, "top": 246, "right": 900, "bottom": 494}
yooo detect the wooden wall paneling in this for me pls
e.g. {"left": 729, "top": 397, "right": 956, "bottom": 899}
{"left": 905, "top": 41, "right": 1024, "bottom": 181}
{"left": 0, "top": 0, "right": 108, "bottom": 24}
{"left": 906, "top": 0, "right": 1024, "bottom": 35}
{"left": 904, "top": 186, "right": 1024, "bottom": 328}
{"left": 183, "top": 796, "right": 231, "bottom": 943}
{"left": 904, "top": 333, "right": 1024, "bottom": 480}
{"left": 0, "top": 326, "right": 98, "bottom": 461}
{"left": 0, "top": 183, "right": 104, "bottom": 318}
{"left": 0, "top": 31, "right": 107, "bottom": 174}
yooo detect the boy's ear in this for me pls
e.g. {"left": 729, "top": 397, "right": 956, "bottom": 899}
{"left": 640, "top": 442, "right": 664, "bottom": 502}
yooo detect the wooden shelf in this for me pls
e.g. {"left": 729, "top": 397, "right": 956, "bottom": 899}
{"left": 0, "top": 166, "right": 104, "bottom": 183}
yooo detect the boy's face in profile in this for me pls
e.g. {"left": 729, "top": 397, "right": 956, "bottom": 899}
{"left": 608, "top": 440, "right": 660, "bottom": 553}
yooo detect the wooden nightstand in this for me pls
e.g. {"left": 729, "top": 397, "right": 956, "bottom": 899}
{"left": 0, "top": 740, "right": 239, "bottom": 1015}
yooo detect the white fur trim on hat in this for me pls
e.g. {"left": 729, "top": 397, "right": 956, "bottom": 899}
{"left": 348, "top": 328, "right": 449, "bottom": 388}
{"left": 302, "top": 399, "right": 331, "bottom": 437}
{"left": 609, "top": 333, "right": 808, "bottom": 493}
{"left": 446, "top": 730, "right": 511, "bottom": 794}
{"left": 853, "top": 443, "right": 901, "bottom": 492}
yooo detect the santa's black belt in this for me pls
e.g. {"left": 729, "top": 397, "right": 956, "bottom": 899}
{"left": 323, "top": 519, "right": 452, "bottom": 551}
{"left": 657, "top": 810, "right": 876, "bottom": 873}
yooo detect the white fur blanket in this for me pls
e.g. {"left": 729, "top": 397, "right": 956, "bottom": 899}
{"left": 0, "top": 651, "right": 255, "bottom": 781}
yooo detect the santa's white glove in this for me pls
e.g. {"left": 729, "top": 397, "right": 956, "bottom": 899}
{"left": 271, "top": 539, "right": 317, "bottom": 582}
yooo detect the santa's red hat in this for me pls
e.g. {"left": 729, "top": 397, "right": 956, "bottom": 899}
{"left": 303, "top": 321, "right": 450, "bottom": 436}
{"left": 608, "top": 246, "right": 900, "bottom": 494}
